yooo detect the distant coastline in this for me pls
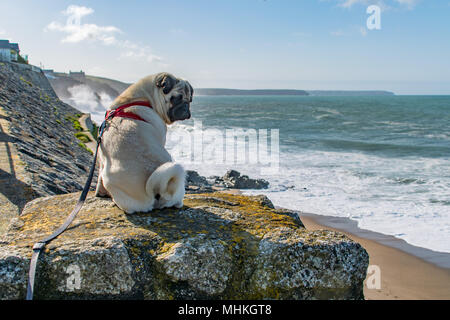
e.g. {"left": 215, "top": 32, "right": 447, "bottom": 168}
{"left": 44, "top": 71, "right": 396, "bottom": 98}
{"left": 307, "top": 90, "right": 395, "bottom": 96}
{"left": 196, "top": 88, "right": 395, "bottom": 96}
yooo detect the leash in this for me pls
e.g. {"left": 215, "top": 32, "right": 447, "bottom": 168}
{"left": 25, "top": 118, "right": 107, "bottom": 300}
{"left": 26, "top": 101, "right": 152, "bottom": 300}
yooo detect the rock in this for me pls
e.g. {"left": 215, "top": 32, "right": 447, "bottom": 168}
{"left": 0, "top": 192, "right": 369, "bottom": 300}
{"left": 250, "top": 194, "right": 275, "bottom": 209}
{"left": 185, "top": 170, "right": 270, "bottom": 193}
{"left": 186, "top": 170, "right": 209, "bottom": 186}
{"left": 217, "top": 170, "right": 270, "bottom": 189}
{"left": 185, "top": 171, "right": 214, "bottom": 193}
{"left": 224, "top": 169, "right": 241, "bottom": 179}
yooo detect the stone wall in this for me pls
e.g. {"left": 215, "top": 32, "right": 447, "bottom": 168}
{"left": 0, "top": 62, "right": 94, "bottom": 232}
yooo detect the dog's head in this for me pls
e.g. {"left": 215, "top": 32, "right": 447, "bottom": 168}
{"left": 154, "top": 72, "right": 193, "bottom": 124}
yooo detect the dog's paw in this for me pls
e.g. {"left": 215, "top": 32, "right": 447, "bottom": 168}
{"left": 95, "top": 192, "right": 112, "bottom": 199}
{"left": 174, "top": 201, "right": 183, "bottom": 209}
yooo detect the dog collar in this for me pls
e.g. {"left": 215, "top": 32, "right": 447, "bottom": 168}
{"left": 105, "top": 101, "right": 153, "bottom": 122}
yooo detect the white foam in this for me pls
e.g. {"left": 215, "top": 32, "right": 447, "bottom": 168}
{"left": 62, "top": 85, "right": 112, "bottom": 124}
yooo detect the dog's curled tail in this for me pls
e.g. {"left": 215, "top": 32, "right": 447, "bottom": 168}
{"left": 145, "top": 162, "right": 186, "bottom": 200}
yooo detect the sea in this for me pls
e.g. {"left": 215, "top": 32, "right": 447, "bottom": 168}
{"left": 165, "top": 95, "right": 450, "bottom": 254}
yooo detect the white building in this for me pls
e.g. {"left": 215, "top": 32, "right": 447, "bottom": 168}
{"left": 0, "top": 40, "right": 20, "bottom": 62}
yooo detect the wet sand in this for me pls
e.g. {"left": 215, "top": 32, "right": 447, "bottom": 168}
{"left": 299, "top": 212, "right": 450, "bottom": 300}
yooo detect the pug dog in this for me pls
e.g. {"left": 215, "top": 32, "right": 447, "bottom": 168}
{"left": 95, "top": 72, "right": 193, "bottom": 214}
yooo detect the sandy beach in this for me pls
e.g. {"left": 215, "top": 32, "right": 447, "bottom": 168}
{"left": 299, "top": 212, "right": 450, "bottom": 300}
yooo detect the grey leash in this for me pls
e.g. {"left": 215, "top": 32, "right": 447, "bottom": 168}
{"left": 26, "top": 116, "right": 110, "bottom": 300}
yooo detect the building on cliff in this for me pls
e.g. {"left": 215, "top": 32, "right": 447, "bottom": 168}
{"left": 0, "top": 40, "right": 20, "bottom": 62}
{"left": 42, "top": 69, "right": 55, "bottom": 78}
{"left": 69, "top": 70, "right": 85, "bottom": 80}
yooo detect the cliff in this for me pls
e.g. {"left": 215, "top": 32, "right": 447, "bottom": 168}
{"left": 195, "top": 89, "right": 394, "bottom": 96}
{"left": 307, "top": 90, "right": 394, "bottom": 96}
{"left": 195, "top": 88, "right": 309, "bottom": 96}
{"left": 0, "top": 192, "right": 369, "bottom": 300}
{"left": 47, "top": 72, "right": 130, "bottom": 102}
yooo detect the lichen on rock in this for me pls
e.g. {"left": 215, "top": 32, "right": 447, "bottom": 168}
{"left": 0, "top": 192, "right": 369, "bottom": 300}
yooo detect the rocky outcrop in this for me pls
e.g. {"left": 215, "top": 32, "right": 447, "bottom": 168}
{"left": 185, "top": 170, "right": 213, "bottom": 193}
{"left": 186, "top": 170, "right": 269, "bottom": 193}
{"left": 0, "top": 62, "right": 94, "bottom": 200}
{"left": 0, "top": 192, "right": 369, "bottom": 300}
{"left": 215, "top": 170, "right": 269, "bottom": 189}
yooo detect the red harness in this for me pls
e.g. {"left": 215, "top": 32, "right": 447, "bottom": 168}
{"left": 105, "top": 100, "right": 153, "bottom": 122}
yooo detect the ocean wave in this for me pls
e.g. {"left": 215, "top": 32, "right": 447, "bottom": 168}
{"left": 319, "top": 139, "right": 450, "bottom": 157}
{"left": 176, "top": 145, "right": 450, "bottom": 253}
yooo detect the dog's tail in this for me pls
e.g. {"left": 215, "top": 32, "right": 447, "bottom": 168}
{"left": 145, "top": 162, "right": 186, "bottom": 199}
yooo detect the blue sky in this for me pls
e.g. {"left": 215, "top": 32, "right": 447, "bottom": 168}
{"left": 1, "top": 0, "right": 449, "bottom": 94}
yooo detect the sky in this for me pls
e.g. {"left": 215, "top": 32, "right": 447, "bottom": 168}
{"left": 1, "top": 0, "right": 449, "bottom": 94}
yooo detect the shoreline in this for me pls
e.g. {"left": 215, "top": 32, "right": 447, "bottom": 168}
{"left": 299, "top": 211, "right": 450, "bottom": 269}
{"left": 233, "top": 187, "right": 450, "bottom": 299}
{"left": 298, "top": 211, "right": 450, "bottom": 300}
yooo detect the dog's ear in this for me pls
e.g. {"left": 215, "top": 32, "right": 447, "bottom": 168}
{"left": 187, "top": 81, "right": 194, "bottom": 96}
{"left": 155, "top": 73, "right": 177, "bottom": 94}
{"left": 186, "top": 81, "right": 194, "bottom": 102}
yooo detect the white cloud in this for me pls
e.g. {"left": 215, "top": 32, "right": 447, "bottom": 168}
{"left": 334, "top": 0, "right": 417, "bottom": 9}
{"left": 339, "top": 0, "right": 365, "bottom": 8}
{"left": 65, "top": 5, "right": 93, "bottom": 18}
{"left": 120, "top": 49, "right": 163, "bottom": 63}
{"left": 394, "top": 0, "right": 418, "bottom": 9}
{"left": 46, "top": 5, "right": 121, "bottom": 45}
{"left": 46, "top": 5, "right": 164, "bottom": 65}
